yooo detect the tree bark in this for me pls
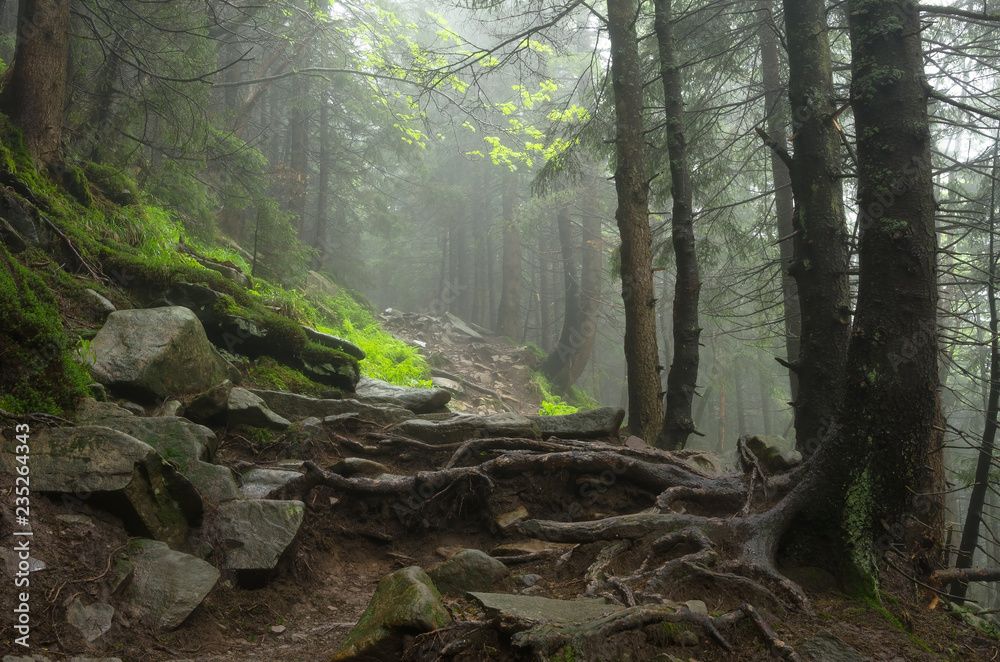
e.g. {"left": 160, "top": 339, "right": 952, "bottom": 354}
{"left": 496, "top": 171, "right": 522, "bottom": 339}
{"left": 654, "top": 0, "right": 701, "bottom": 450}
{"left": 782, "top": 0, "right": 851, "bottom": 456}
{"left": 758, "top": 0, "right": 800, "bottom": 405}
{"left": 822, "top": 0, "right": 939, "bottom": 592}
{"left": 1, "top": 0, "right": 71, "bottom": 166}
{"left": 608, "top": 0, "right": 662, "bottom": 443}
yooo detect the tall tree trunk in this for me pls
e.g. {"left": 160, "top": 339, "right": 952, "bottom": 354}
{"left": 760, "top": 373, "right": 773, "bottom": 435}
{"left": 288, "top": 74, "right": 309, "bottom": 236}
{"left": 312, "top": 98, "right": 330, "bottom": 270}
{"left": 497, "top": 171, "right": 522, "bottom": 338}
{"left": 542, "top": 184, "right": 603, "bottom": 391}
{"left": 817, "top": 0, "right": 938, "bottom": 592}
{"left": 782, "top": 0, "right": 851, "bottom": 456}
{"left": 608, "top": 0, "right": 662, "bottom": 443}
{"left": 1, "top": 0, "right": 71, "bottom": 166}
{"left": 538, "top": 225, "right": 553, "bottom": 349}
{"left": 758, "top": 0, "right": 800, "bottom": 404}
{"left": 654, "top": 0, "right": 701, "bottom": 450}
{"left": 952, "top": 136, "right": 1000, "bottom": 603}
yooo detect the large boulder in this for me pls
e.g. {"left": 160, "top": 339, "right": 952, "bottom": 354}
{"left": 0, "top": 427, "right": 202, "bottom": 547}
{"left": 354, "top": 376, "right": 451, "bottom": 413}
{"left": 394, "top": 413, "right": 540, "bottom": 444}
{"left": 527, "top": 407, "right": 626, "bottom": 439}
{"left": 119, "top": 539, "right": 220, "bottom": 630}
{"left": 249, "top": 389, "right": 411, "bottom": 426}
{"left": 226, "top": 387, "right": 291, "bottom": 430}
{"left": 81, "top": 416, "right": 218, "bottom": 463}
{"left": 213, "top": 500, "right": 305, "bottom": 574}
{"left": 89, "top": 306, "right": 237, "bottom": 401}
{"left": 332, "top": 566, "right": 451, "bottom": 662}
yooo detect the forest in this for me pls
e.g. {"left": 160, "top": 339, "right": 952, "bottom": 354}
{"left": 2, "top": 0, "right": 1000, "bottom": 660}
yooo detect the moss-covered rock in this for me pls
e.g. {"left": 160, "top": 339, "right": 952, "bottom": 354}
{"left": 332, "top": 566, "right": 451, "bottom": 662}
{"left": 83, "top": 161, "right": 139, "bottom": 206}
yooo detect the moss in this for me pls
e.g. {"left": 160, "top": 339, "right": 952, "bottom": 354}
{"left": 299, "top": 341, "right": 353, "bottom": 368}
{"left": 261, "top": 312, "right": 308, "bottom": 354}
{"left": 82, "top": 161, "right": 139, "bottom": 206}
{"left": 0, "top": 243, "right": 89, "bottom": 416}
{"left": 244, "top": 357, "right": 326, "bottom": 396}
{"left": 59, "top": 164, "right": 93, "bottom": 208}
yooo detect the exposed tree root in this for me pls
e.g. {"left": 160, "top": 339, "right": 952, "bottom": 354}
{"left": 741, "top": 603, "right": 802, "bottom": 661}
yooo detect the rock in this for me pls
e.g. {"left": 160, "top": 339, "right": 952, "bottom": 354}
{"left": 89, "top": 307, "right": 237, "bottom": 401}
{"left": 745, "top": 435, "right": 803, "bottom": 473}
{"left": 159, "top": 399, "right": 183, "bottom": 417}
{"left": 227, "top": 388, "right": 291, "bottom": 430}
{"left": 183, "top": 380, "right": 233, "bottom": 425}
{"left": 515, "top": 573, "right": 541, "bottom": 587}
{"left": 120, "top": 539, "right": 219, "bottom": 630}
{"left": 85, "top": 416, "right": 218, "bottom": 463}
{"left": 482, "top": 412, "right": 540, "bottom": 438}
{"left": 427, "top": 549, "right": 511, "bottom": 597}
{"left": 684, "top": 599, "right": 708, "bottom": 616}
{"left": 355, "top": 376, "right": 451, "bottom": 413}
{"left": 496, "top": 506, "right": 529, "bottom": 529}
{"left": 0, "top": 546, "right": 46, "bottom": 575}
{"left": 443, "top": 312, "right": 484, "bottom": 340}
{"left": 800, "top": 630, "right": 871, "bottom": 661}
{"left": 0, "top": 189, "right": 44, "bottom": 248}
{"left": 394, "top": 415, "right": 484, "bottom": 444}
{"left": 194, "top": 257, "right": 250, "bottom": 288}
{"left": 468, "top": 592, "right": 618, "bottom": 624}
{"left": 430, "top": 376, "right": 464, "bottom": 395}
{"left": 332, "top": 567, "right": 451, "bottom": 662}
{"left": 83, "top": 289, "right": 116, "bottom": 317}
{"left": 182, "top": 460, "right": 240, "bottom": 503}
{"left": 66, "top": 597, "right": 114, "bottom": 642}
{"left": 76, "top": 397, "right": 134, "bottom": 423}
{"left": 528, "top": 407, "right": 626, "bottom": 439}
{"left": 213, "top": 500, "right": 305, "bottom": 573}
{"left": 88, "top": 383, "right": 109, "bottom": 401}
{"left": 239, "top": 468, "right": 304, "bottom": 499}
{"left": 0, "top": 216, "right": 26, "bottom": 252}
{"left": 329, "top": 457, "right": 389, "bottom": 477}
{"left": 0, "top": 427, "right": 202, "bottom": 546}
{"left": 302, "top": 326, "right": 366, "bottom": 360}
{"left": 249, "top": 389, "right": 411, "bottom": 426}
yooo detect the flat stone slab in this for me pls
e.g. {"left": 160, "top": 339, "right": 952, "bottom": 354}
{"left": 428, "top": 549, "right": 511, "bottom": 597}
{"left": 527, "top": 407, "right": 626, "bottom": 439}
{"left": 468, "top": 592, "right": 619, "bottom": 625}
{"left": 214, "top": 500, "right": 305, "bottom": 572}
{"left": 800, "top": 631, "right": 871, "bottom": 662}
{"left": 66, "top": 597, "right": 114, "bottom": 642}
{"left": 493, "top": 540, "right": 577, "bottom": 555}
{"left": 240, "top": 468, "right": 304, "bottom": 499}
{"left": 86, "top": 416, "right": 218, "bottom": 463}
{"left": 120, "top": 539, "right": 219, "bottom": 630}
{"left": 355, "top": 376, "right": 451, "bottom": 414}
{"left": 249, "top": 389, "right": 411, "bottom": 426}
{"left": 183, "top": 459, "right": 240, "bottom": 503}
{"left": 302, "top": 326, "right": 366, "bottom": 360}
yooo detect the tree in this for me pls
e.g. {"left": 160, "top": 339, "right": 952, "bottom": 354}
{"left": 607, "top": 0, "right": 662, "bottom": 442}
{"left": 780, "top": 0, "right": 851, "bottom": 456}
{"left": 654, "top": 0, "right": 701, "bottom": 450}
{"left": 1, "top": 0, "right": 71, "bottom": 166}
{"left": 496, "top": 170, "right": 522, "bottom": 338}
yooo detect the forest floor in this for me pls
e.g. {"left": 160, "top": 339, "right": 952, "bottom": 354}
{"left": 2, "top": 313, "right": 998, "bottom": 661}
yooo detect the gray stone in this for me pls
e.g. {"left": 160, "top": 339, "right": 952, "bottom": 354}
{"left": 0, "top": 189, "right": 43, "bottom": 248}
{"left": 684, "top": 599, "right": 708, "bottom": 616}
{"left": 302, "top": 326, "right": 366, "bottom": 360}
{"left": 183, "top": 459, "right": 240, "bottom": 503}
{"left": 482, "top": 412, "right": 541, "bottom": 439}
{"left": 214, "top": 500, "right": 305, "bottom": 572}
{"left": 83, "top": 289, "right": 116, "bottom": 317}
{"left": 0, "top": 546, "right": 46, "bottom": 576}
{"left": 66, "top": 597, "right": 114, "bottom": 642}
{"left": 394, "top": 415, "right": 484, "bottom": 444}
{"left": 516, "top": 573, "right": 541, "bottom": 587}
{"left": 800, "top": 630, "right": 871, "bottom": 662}
{"left": 85, "top": 416, "right": 218, "bottom": 463}
{"left": 444, "top": 312, "right": 484, "bottom": 340}
{"left": 228, "top": 388, "right": 291, "bottom": 431}
{"left": 120, "top": 539, "right": 219, "bottom": 630}
{"left": 0, "top": 427, "right": 202, "bottom": 546}
{"left": 430, "top": 376, "right": 464, "bottom": 395}
{"left": 88, "top": 383, "right": 109, "bottom": 401}
{"left": 76, "top": 397, "right": 134, "bottom": 424}
{"left": 89, "top": 307, "right": 236, "bottom": 401}
{"left": 329, "top": 457, "right": 389, "bottom": 477}
{"left": 745, "top": 435, "right": 803, "bottom": 473}
{"left": 428, "top": 549, "right": 511, "bottom": 597}
{"left": 249, "top": 389, "right": 410, "bottom": 426}
{"left": 159, "top": 399, "right": 183, "bottom": 417}
{"left": 528, "top": 407, "right": 626, "bottom": 439}
{"left": 183, "top": 380, "right": 233, "bottom": 425}
{"left": 355, "top": 376, "right": 451, "bottom": 414}
{"left": 468, "top": 592, "right": 619, "bottom": 624}
{"left": 239, "top": 468, "right": 303, "bottom": 499}
{"left": 332, "top": 567, "right": 451, "bottom": 662}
